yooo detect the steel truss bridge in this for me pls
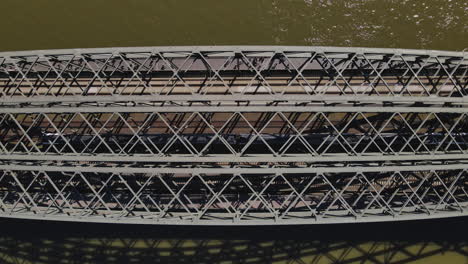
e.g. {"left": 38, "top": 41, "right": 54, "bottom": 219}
{"left": 0, "top": 46, "right": 467, "bottom": 225}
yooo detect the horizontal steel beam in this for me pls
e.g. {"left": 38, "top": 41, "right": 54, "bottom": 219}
{"left": 0, "top": 209, "right": 467, "bottom": 226}
{"left": 1, "top": 153, "right": 467, "bottom": 163}
{"left": 0, "top": 46, "right": 465, "bottom": 59}
{"left": 1, "top": 163, "right": 467, "bottom": 174}
{"left": 2, "top": 95, "right": 467, "bottom": 104}
{"left": 1, "top": 106, "right": 467, "bottom": 113}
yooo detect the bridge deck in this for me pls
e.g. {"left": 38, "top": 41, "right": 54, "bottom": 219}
{"left": 0, "top": 46, "right": 467, "bottom": 225}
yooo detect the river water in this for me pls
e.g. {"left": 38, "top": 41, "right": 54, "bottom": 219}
{"left": 0, "top": 0, "right": 467, "bottom": 51}
{"left": 0, "top": 0, "right": 467, "bottom": 263}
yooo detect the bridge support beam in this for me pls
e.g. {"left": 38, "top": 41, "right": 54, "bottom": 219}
{"left": 0, "top": 46, "right": 467, "bottom": 225}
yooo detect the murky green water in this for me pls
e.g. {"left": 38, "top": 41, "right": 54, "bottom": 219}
{"left": 0, "top": 1, "right": 467, "bottom": 263}
{"left": 0, "top": 0, "right": 467, "bottom": 52}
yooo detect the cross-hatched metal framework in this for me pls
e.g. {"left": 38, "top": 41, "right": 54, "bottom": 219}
{"left": 0, "top": 46, "right": 467, "bottom": 225}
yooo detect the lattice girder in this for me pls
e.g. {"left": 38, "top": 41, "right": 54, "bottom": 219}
{"left": 0, "top": 46, "right": 467, "bottom": 225}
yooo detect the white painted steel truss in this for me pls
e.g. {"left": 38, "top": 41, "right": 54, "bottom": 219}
{"left": 0, "top": 46, "right": 467, "bottom": 224}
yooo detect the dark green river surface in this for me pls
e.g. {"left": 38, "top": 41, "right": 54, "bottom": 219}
{"left": 0, "top": 0, "right": 467, "bottom": 51}
{"left": 0, "top": 0, "right": 467, "bottom": 263}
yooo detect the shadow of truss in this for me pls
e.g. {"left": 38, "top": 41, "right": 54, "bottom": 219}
{"left": 0, "top": 217, "right": 465, "bottom": 264}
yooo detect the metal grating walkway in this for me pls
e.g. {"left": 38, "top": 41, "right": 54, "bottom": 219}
{"left": 0, "top": 46, "right": 467, "bottom": 225}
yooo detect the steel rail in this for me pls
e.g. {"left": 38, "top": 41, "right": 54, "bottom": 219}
{"left": 1, "top": 163, "right": 467, "bottom": 174}
{"left": 1, "top": 153, "right": 467, "bottom": 163}
{"left": 1, "top": 106, "right": 467, "bottom": 113}
{"left": 0, "top": 46, "right": 466, "bottom": 58}
{"left": 0, "top": 209, "right": 466, "bottom": 226}
{"left": 1, "top": 95, "right": 468, "bottom": 104}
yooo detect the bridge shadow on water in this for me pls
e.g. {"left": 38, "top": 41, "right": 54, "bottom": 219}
{"left": 0, "top": 217, "right": 466, "bottom": 264}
